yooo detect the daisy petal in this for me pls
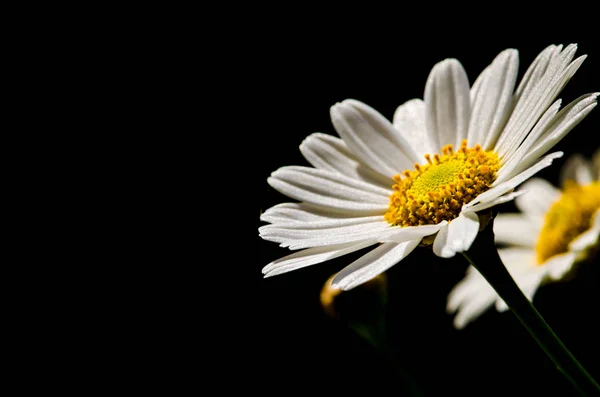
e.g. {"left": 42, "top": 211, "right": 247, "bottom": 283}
{"left": 446, "top": 268, "right": 486, "bottom": 313}
{"left": 378, "top": 222, "right": 446, "bottom": 243}
{"left": 520, "top": 270, "right": 550, "bottom": 298}
{"left": 569, "top": 210, "right": 600, "bottom": 251}
{"left": 449, "top": 248, "right": 537, "bottom": 324}
{"left": 498, "top": 247, "right": 537, "bottom": 269}
{"left": 469, "top": 64, "right": 488, "bottom": 104}
{"left": 330, "top": 99, "right": 419, "bottom": 178}
{"left": 514, "top": 44, "right": 562, "bottom": 103}
{"left": 432, "top": 211, "right": 479, "bottom": 258}
{"left": 499, "top": 99, "right": 561, "bottom": 170}
{"left": 462, "top": 190, "right": 526, "bottom": 213}
{"left": 432, "top": 223, "right": 449, "bottom": 258}
{"left": 260, "top": 215, "right": 385, "bottom": 234}
{"left": 300, "top": 133, "right": 392, "bottom": 187}
{"left": 467, "top": 151, "right": 563, "bottom": 210}
{"left": 498, "top": 93, "right": 598, "bottom": 182}
{"left": 495, "top": 44, "right": 584, "bottom": 159}
{"left": 262, "top": 240, "right": 377, "bottom": 277}
{"left": 545, "top": 251, "right": 577, "bottom": 280}
{"left": 453, "top": 287, "right": 498, "bottom": 329}
{"left": 268, "top": 166, "right": 390, "bottom": 215}
{"left": 261, "top": 202, "right": 356, "bottom": 224}
{"left": 514, "top": 178, "right": 561, "bottom": 218}
{"left": 466, "top": 49, "right": 518, "bottom": 150}
{"left": 271, "top": 226, "right": 413, "bottom": 251}
{"left": 495, "top": 267, "right": 545, "bottom": 312}
{"left": 560, "top": 153, "right": 594, "bottom": 186}
{"left": 331, "top": 240, "right": 420, "bottom": 291}
{"left": 424, "top": 58, "right": 471, "bottom": 150}
{"left": 259, "top": 218, "right": 391, "bottom": 249}
{"left": 393, "top": 99, "right": 432, "bottom": 160}
{"left": 493, "top": 214, "right": 539, "bottom": 247}
{"left": 496, "top": 247, "right": 538, "bottom": 311}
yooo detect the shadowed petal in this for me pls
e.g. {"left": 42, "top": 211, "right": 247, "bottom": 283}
{"left": 331, "top": 240, "right": 420, "bottom": 291}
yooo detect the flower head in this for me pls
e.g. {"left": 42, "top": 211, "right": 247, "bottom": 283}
{"left": 447, "top": 150, "right": 600, "bottom": 329}
{"left": 260, "top": 44, "right": 598, "bottom": 291}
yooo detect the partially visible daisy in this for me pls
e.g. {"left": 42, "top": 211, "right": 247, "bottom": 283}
{"left": 260, "top": 44, "right": 598, "bottom": 291}
{"left": 447, "top": 150, "right": 600, "bottom": 329}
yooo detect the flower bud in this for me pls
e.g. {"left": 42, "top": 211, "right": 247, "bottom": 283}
{"left": 320, "top": 273, "right": 388, "bottom": 321}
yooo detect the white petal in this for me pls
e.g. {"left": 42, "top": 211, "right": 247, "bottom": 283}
{"left": 466, "top": 49, "right": 519, "bottom": 149}
{"left": 495, "top": 301, "right": 508, "bottom": 311}
{"left": 393, "top": 98, "right": 432, "bottom": 160}
{"left": 432, "top": 223, "right": 449, "bottom": 257}
{"left": 453, "top": 296, "right": 496, "bottom": 329}
{"left": 544, "top": 251, "right": 577, "bottom": 280}
{"left": 462, "top": 190, "right": 526, "bottom": 213}
{"left": 560, "top": 153, "right": 594, "bottom": 186}
{"left": 424, "top": 58, "right": 471, "bottom": 150}
{"left": 378, "top": 222, "right": 446, "bottom": 243}
{"left": 331, "top": 240, "right": 420, "bottom": 291}
{"left": 268, "top": 166, "right": 390, "bottom": 215}
{"left": 496, "top": 247, "right": 540, "bottom": 311}
{"left": 493, "top": 214, "right": 539, "bottom": 247}
{"left": 514, "top": 178, "right": 560, "bottom": 218}
{"left": 432, "top": 212, "right": 479, "bottom": 258}
{"left": 497, "top": 247, "right": 537, "bottom": 269}
{"left": 514, "top": 44, "right": 562, "bottom": 103}
{"left": 466, "top": 152, "right": 563, "bottom": 210}
{"left": 498, "top": 93, "right": 598, "bottom": 183}
{"left": 330, "top": 99, "right": 419, "bottom": 178}
{"left": 447, "top": 266, "right": 486, "bottom": 313}
{"left": 495, "top": 266, "right": 545, "bottom": 312}
{"left": 499, "top": 99, "right": 561, "bottom": 169}
{"left": 262, "top": 240, "right": 377, "bottom": 277}
{"left": 451, "top": 278, "right": 498, "bottom": 329}
{"left": 569, "top": 210, "right": 600, "bottom": 251}
{"left": 261, "top": 202, "right": 356, "bottom": 224}
{"left": 259, "top": 219, "right": 392, "bottom": 250}
{"left": 299, "top": 133, "right": 392, "bottom": 188}
{"left": 495, "top": 44, "right": 584, "bottom": 159}
{"left": 260, "top": 215, "right": 385, "bottom": 234}
{"left": 451, "top": 211, "right": 480, "bottom": 253}
{"left": 448, "top": 248, "right": 537, "bottom": 321}
{"left": 469, "top": 64, "right": 488, "bottom": 104}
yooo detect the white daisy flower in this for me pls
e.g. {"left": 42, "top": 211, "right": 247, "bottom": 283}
{"left": 447, "top": 150, "right": 600, "bottom": 329}
{"left": 260, "top": 44, "right": 598, "bottom": 291}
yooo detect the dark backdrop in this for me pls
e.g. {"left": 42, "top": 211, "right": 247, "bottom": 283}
{"left": 253, "top": 35, "right": 599, "bottom": 396}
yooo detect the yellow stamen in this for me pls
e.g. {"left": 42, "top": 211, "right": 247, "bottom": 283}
{"left": 535, "top": 181, "right": 600, "bottom": 264}
{"left": 385, "top": 140, "right": 500, "bottom": 227}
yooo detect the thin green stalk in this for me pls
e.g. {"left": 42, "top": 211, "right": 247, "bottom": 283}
{"left": 463, "top": 218, "right": 600, "bottom": 396}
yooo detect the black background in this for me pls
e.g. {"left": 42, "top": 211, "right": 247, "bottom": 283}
{"left": 253, "top": 33, "right": 600, "bottom": 396}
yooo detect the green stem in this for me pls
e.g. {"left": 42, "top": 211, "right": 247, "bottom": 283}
{"left": 463, "top": 219, "right": 600, "bottom": 396}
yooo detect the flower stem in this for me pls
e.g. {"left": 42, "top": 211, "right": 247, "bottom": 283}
{"left": 462, "top": 219, "right": 600, "bottom": 396}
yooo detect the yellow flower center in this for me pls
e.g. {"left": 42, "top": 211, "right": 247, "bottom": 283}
{"left": 535, "top": 181, "right": 600, "bottom": 264}
{"left": 385, "top": 140, "right": 501, "bottom": 227}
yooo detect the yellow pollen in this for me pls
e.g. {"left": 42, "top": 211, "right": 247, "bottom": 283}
{"left": 385, "top": 139, "right": 500, "bottom": 227}
{"left": 535, "top": 181, "right": 600, "bottom": 264}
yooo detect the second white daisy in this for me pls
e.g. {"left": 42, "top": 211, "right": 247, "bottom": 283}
{"left": 447, "top": 150, "right": 600, "bottom": 329}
